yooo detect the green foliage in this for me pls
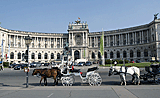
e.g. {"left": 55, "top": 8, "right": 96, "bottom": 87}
{"left": 3, "top": 62, "right": 9, "bottom": 67}
{"left": 100, "top": 62, "right": 151, "bottom": 68}
{"left": 125, "top": 59, "right": 129, "bottom": 63}
{"left": 119, "top": 60, "right": 123, "bottom": 64}
{"left": 105, "top": 59, "right": 113, "bottom": 64}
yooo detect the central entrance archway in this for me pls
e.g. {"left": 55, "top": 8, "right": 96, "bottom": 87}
{"left": 74, "top": 50, "right": 80, "bottom": 60}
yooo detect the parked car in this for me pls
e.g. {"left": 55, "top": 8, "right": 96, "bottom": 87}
{"left": 41, "top": 63, "right": 45, "bottom": 66}
{"left": 93, "top": 61, "right": 97, "bottom": 64}
{"left": 21, "top": 64, "right": 28, "bottom": 69}
{"left": 136, "top": 60, "right": 141, "bottom": 63}
{"left": 77, "top": 62, "right": 85, "bottom": 66}
{"left": 9, "top": 63, "right": 16, "bottom": 68}
{"left": 155, "top": 60, "right": 160, "bottom": 62}
{"left": 14, "top": 64, "right": 22, "bottom": 70}
{"left": 85, "top": 61, "right": 92, "bottom": 66}
{"left": 73, "top": 62, "right": 78, "bottom": 66}
{"left": 44, "top": 63, "right": 50, "bottom": 66}
{"left": 30, "top": 62, "right": 41, "bottom": 68}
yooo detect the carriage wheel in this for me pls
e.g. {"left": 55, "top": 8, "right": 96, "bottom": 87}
{"left": 155, "top": 74, "right": 160, "bottom": 84}
{"left": 88, "top": 73, "right": 102, "bottom": 86}
{"left": 61, "top": 76, "right": 74, "bottom": 86}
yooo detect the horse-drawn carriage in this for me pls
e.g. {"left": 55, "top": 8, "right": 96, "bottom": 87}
{"left": 109, "top": 63, "right": 160, "bottom": 85}
{"left": 32, "top": 64, "right": 102, "bottom": 86}
{"left": 61, "top": 66, "right": 102, "bottom": 86}
{"left": 140, "top": 64, "right": 160, "bottom": 84}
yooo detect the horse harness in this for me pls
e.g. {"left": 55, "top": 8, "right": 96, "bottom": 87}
{"left": 120, "top": 66, "right": 128, "bottom": 76}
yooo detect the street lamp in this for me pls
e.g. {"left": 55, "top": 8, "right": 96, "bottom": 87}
{"left": 24, "top": 35, "right": 32, "bottom": 88}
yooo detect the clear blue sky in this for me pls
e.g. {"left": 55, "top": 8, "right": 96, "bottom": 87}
{"left": 0, "top": 0, "right": 160, "bottom": 33}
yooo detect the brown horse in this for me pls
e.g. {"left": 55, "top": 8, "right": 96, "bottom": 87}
{"left": 32, "top": 68, "right": 61, "bottom": 86}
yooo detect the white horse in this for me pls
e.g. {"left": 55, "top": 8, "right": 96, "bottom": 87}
{"left": 109, "top": 66, "right": 140, "bottom": 86}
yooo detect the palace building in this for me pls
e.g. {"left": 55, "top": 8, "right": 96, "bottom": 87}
{"left": 0, "top": 16, "right": 160, "bottom": 63}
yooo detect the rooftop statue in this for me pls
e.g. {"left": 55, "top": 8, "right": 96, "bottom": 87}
{"left": 75, "top": 20, "right": 81, "bottom": 24}
{"left": 154, "top": 13, "right": 159, "bottom": 20}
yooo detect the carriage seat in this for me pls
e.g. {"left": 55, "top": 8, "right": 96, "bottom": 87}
{"left": 150, "top": 64, "right": 160, "bottom": 73}
{"left": 70, "top": 69, "right": 80, "bottom": 73}
{"left": 87, "top": 67, "right": 98, "bottom": 72}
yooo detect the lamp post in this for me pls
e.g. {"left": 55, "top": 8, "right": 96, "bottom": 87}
{"left": 24, "top": 35, "right": 32, "bottom": 88}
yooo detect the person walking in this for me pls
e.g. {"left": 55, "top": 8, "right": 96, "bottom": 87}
{"left": 114, "top": 61, "right": 117, "bottom": 66}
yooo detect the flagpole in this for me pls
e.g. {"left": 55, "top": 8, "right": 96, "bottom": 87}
{"left": 102, "top": 28, "right": 104, "bottom": 65}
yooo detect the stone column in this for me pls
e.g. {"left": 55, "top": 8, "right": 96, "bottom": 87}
{"left": 113, "top": 35, "right": 115, "bottom": 46}
{"left": 94, "top": 37, "right": 96, "bottom": 47}
{"left": 60, "top": 38, "right": 61, "bottom": 48}
{"left": 14, "top": 35, "right": 15, "bottom": 47}
{"left": 55, "top": 38, "right": 57, "bottom": 48}
{"left": 119, "top": 35, "right": 120, "bottom": 46}
{"left": 83, "top": 32, "right": 84, "bottom": 46}
{"left": 80, "top": 49, "right": 82, "bottom": 59}
{"left": 128, "top": 33, "right": 129, "bottom": 45}
{"left": 121, "top": 34, "right": 123, "bottom": 46}
{"left": 62, "top": 38, "right": 63, "bottom": 48}
{"left": 21, "top": 36, "right": 22, "bottom": 47}
{"left": 142, "top": 31, "right": 144, "bottom": 43}
{"left": 86, "top": 32, "right": 87, "bottom": 46}
{"left": 140, "top": 31, "right": 142, "bottom": 44}
{"left": 115, "top": 35, "right": 116, "bottom": 46}
{"left": 69, "top": 33, "right": 70, "bottom": 46}
{"left": 89, "top": 37, "right": 92, "bottom": 47}
{"left": 109, "top": 36, "right": 110, "bottom": 46}
{"left": 72, "top": 33, "right": 73, "bottom": 46}
{"left": 126, "top": 34, "right": 127, "bottom": 45}
{"left": 147, "top": 30, "right": 149, "bottom": 43}
{"left": 135, "top": 32, "right": 136, "bottom": 44}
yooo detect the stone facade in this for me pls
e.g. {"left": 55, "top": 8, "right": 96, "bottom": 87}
{"left": 0, "top": 17, "right": 160, "bottom": 63}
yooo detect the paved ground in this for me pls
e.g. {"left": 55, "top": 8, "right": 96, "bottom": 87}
{"left": 0, "top": 85, "right": 160, "bottom": 98}
{"left": 0, "top": 65, "right": 160, "bottom": 98}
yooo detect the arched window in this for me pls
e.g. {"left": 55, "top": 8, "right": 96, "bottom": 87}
{"left": 117, "top": 51, "right": 120, "bottom": 58}
{"left": 144, "top": 49, "right": 148, "bottom": 57}
{"left": 38, "top": 53, "right": 41, "bottom": 59}
{"left": 104, "top": 52, "right": 107, "bottom": 58}
{"left": 123, "top": 51, "right": 127, "bottom": 58}
{"left": 92, "top": 52, "right": 95, "bottom": 59}
{"left": 74, "top": 50, "right": 80, "bottom": 60}
{"left": 130, "top": 50, "right": 134, "bottom": 58}
{"left": 57, "top": 53, "right": 60, "bottom": 59}
{"left": 98, "top": 52, "right": 101, "bottom": 59}
{"left": 75, "top": 34, "right": 82, "bottom": 45}
{"left": 110, "top": 51, "right": 113, "bottom": 58}
{"left": 51, "top": 53, "right": 54, "bottom": 59}
{"left": 137, "top": 50, "right": 141, "bottom": 57}
{"left": 31, "top": 53, "right": 35, "bottom": 59}
{"left": 44, "top": 53, "right": 48, "bottom": 59}
{"left": 22, "top": 53, "right": 25, "bottom": 60}
{"left": 18, "top": 52, "right": 21, "bottom": 59}
{"left": 10, "top": 52, "right": 14, "bottom": 59}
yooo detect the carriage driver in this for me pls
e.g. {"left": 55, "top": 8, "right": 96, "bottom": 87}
{"left": 67, "top": 58, "right": 72, "bottom": 70}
